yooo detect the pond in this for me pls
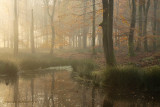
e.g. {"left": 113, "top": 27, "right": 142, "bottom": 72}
{"left": 0, "top": 67, "right": 103, "bottom": 107}
{"left": 0, "top": 67, "right": 160, "bottom": 107}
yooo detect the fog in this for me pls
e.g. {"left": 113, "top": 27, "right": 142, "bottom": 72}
{"left": 0, "top": 0, "right": 160, "bottom": 107}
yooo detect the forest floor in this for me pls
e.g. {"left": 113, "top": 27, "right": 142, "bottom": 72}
{"left": 0, "top": 48, "right": 159, "bottom": 68}
{"left": 55, "top": 49, "right": 160, "bottom": 68}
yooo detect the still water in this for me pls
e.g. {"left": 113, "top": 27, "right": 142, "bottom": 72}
{"left": 0, "top": 68, "right": 103, "bottom": 107}
{"left": 0, "top": 67, "right": 160, "bottom": 107}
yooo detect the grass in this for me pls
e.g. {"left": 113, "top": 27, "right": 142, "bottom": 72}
{"left": 19, "top": 56, "right": 71, "bottom": 70}
{"left": 144, "top": 66, "right": 160, "bottom": 92}
{"left": 0, "top": 52, "right": 97, "bottom": 74}
{"left": 1, "top": 50, "right": 160, "bottom": 93}
{"left": 0, "top": 60, "right": 18, "bottom": 76}
{"left": 71, "top": 59, "right": 102, "bottom": 86}
{"left": 0, "top": 53, "right": 72, "bottom": 70}
{"left": 0, "top": 60, "right": 18, "bottom": 85}
{"left": 103, "top": 65, "right": 160, "bottom": 93}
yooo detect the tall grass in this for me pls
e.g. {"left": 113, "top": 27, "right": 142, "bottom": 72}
{"left": 144, "top": 66, "right": 160, "bottom": 92}
{"left": 71, "top": 59, "right": 102, "bottom": 86}
{"left": 103, "top": 65, "right": 160, "bottom": 92}
{"left": 0, "top": 60, "right": 18, "bottom": 76}
{"left": 0, "top": 60, "right": 18, "bottom": 85}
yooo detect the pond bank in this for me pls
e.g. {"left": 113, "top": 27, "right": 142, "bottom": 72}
{"left": 1, "top": 53, "right": 160, "bottom": 94}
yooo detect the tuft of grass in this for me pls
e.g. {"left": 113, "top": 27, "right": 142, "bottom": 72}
{"left": 0, "top": 60, "right": 18, "bottom": 85}
{"left": 103, "top": 66, "right": 143, "bottom": 91}
{"left": 103, "top": 65, "right": 160, "bottom": 92}
{"left": 19, "top": 55, "right": 71, "bottom": 70}
{"left": 0, "top": 60, "right": 18, "bottom": 76}
{"left": 144, "top": 66, "right": 160, "bottom": 91}
{"left": 71, "top": 60, "right": 96, "bottom": 79}
{"left": 71, "top": 59, "right": 102, "bottom": 86}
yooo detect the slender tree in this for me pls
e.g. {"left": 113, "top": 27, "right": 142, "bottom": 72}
{"left": 152, "top": 0, "right": 158, "bottom": 51}
{"left": 143, "top": 0, "right": 151, "bottom": 51}
{"left": 92, "top": 0, "right": 96, "bottom": 54}
{"left": 14, "top": 0, "right": 19, "bottom": 55}
{"left": 44, "top": 0, "right": 57, "bottom": 54}
{"left": 136, "top": 0, "right": 143, "bottom": 51}
{"left": 128, "top": 0, "right": 136, "bottom": 56}
{"left": 83, "top": 0, "right": 87, "bottom": 48}
{"left": 30, "top": 9, "right": 35, "bottom": 53}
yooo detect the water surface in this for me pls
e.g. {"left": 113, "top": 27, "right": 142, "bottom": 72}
{"left": 0, "top": 68, "right": 160, "bottom": 107}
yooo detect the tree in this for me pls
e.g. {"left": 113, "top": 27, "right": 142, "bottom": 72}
{"left": 83, "top": 0, "right": 88, "bottom": 48}
{"left": 100, "top": 0, "right": 116, "bottom": 67}
{"left": 136, "top": 0, "right": 143, "bottom": 51}
{"left": 14, "top": 0, "right": 19, "bottom": 55}
{"left": 44, "top": 0, "right": 57, "bottom": 54}
{"left": 128, "top": 0, "right": 136, "bottom": 56}
{"left": 92, "top": 0, "right": 96, "bottom": 54}
{"left": 30, "top": 9, "right": 35, "bottom": 53}
{"left": 143, "top": 0, "right": 151, "bottom": 51}
{"left": 152, "top": 0, "right": 158, "bottom": 51}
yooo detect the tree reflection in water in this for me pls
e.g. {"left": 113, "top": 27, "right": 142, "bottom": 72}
{"left": 0, "top": 69, "right": 160, "bottom": 107}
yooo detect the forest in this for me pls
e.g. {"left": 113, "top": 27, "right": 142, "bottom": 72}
{"left": 0, "top": 0, "right": 160, "bottom": 107}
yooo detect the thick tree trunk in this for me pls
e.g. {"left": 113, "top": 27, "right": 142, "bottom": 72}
{"left": 98, "top": 32, "right": 102, "bottom": 47}
{"left": 128, "top": 0, "right": 136, "bottom": 56}
{"left": 101, "top": 0, "right": 116, "bottom": 67}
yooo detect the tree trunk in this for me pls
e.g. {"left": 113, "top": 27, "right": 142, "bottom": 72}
{"left": 30, "top": 9, "right": 35, "bottom": 53}
{"left": 153, "top": 0, "right": 158, "bottom": 51}
{"left": 128, "top": 0, "right": 136, "bottom": 56}
{"left": 78, "top": 31, "right": 82, "bottom": 48}
{"left": 98, "top": 32, "right": 102, "bottom": 47}
{"left": 143, "top": 0, "right": 150, "bottom": 51}
{"left": 136, "top": 0, "right": 143, "bottom": 51}
{"left": 92, "top": 0, "right": 96, "bottom": 54}
{"left": 14, "top": 0, "right": 18, "bottom": 55}
{"left": 50, "top": 20, "right": 55, "bottom": 54}
{"left": 83, "top": 0, "right": 87, "bottom": 48}
{"left": 101, "top": 0, "right": 116, "bottom": 67}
